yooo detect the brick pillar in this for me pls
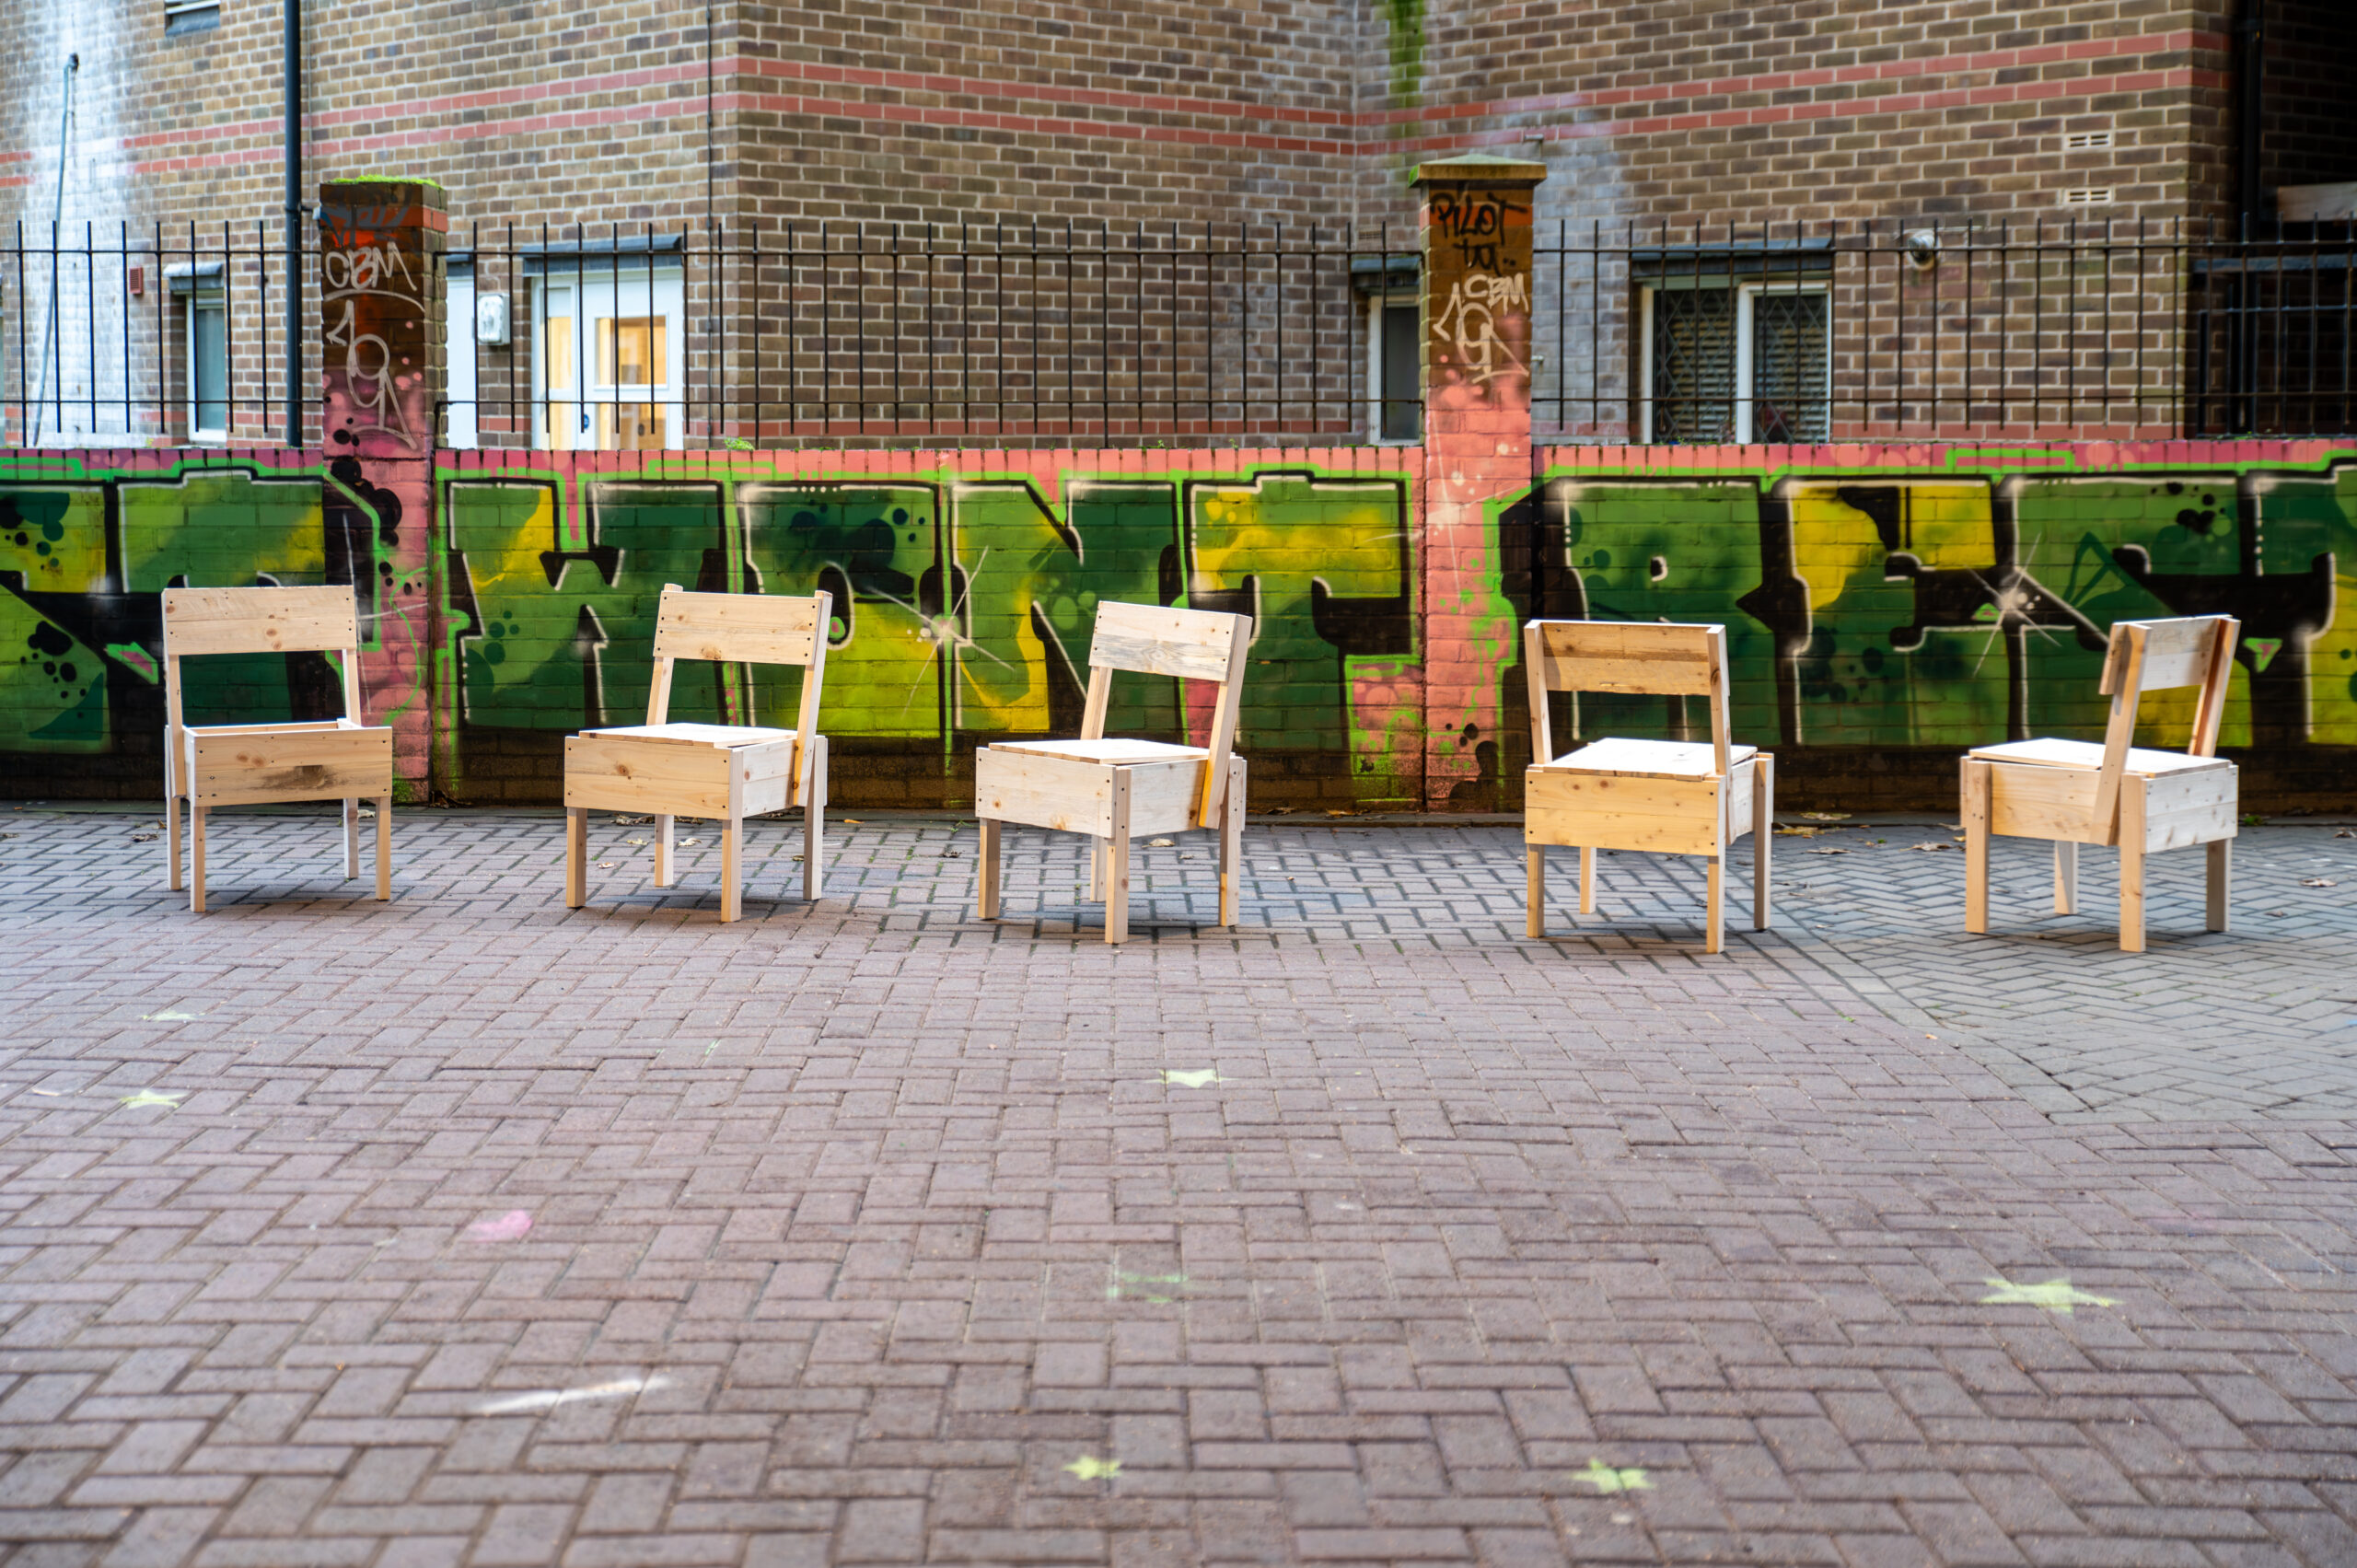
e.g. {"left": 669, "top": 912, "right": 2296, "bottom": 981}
{"left": 1416, "top": 157, "right": 1544, "bottom": 809}
{"left": 317, "top": 179, "right": 445, "bottom": 800}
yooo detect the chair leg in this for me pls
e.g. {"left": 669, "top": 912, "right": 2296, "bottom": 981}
{"left": 2053, "top": 840, "right": 2078, "bottom": 915}
{"left": 190, "top": 806, "right": 208, "bottom": 914}
{"left": 1962, "top": 759, "right": 1991, "bottom": 935}
{"left": 1218, "top": 755, "right": 1244, "bottom": 929}
{"left": 167, "top": 793, "right": 182, "bottom": 891}
{"left": 343, "top": 797, "right": 360, "bottom": 880}
{"left": 375, "top": 796, "right": 392, "bottom": 900}
{"left": 2119, "top": 774, "right": 2147, "bottom": 954}
{"left": 2207, "top": 838, "right": 2231, "bottom": 933}
{"left": 1105, "top": 771, "right": 1132, "bottom": 945}
{"left": 565, "top": 807, "right": 587, "bottom": 908}
{"left": 1752, "top": 754, "right": 1773, "bottom": 932}
{"left": 655, "top": 814, "right": 675, "bottom": 887}
{"left": 1526, "top": 846, "right": 1546, "bottom": 938}
{"left": 978, "top": 818, "right": 1002, "bottom": 919}
{"left": 1578, "top": 845, "right": 1596, "bottom": 914}
{"left": 721, "top": 818, "right": 743, "bottom": 923}
{"left": 803, "top": 736, "right": 828, "bottom": 900}
{"left": 1106, "top": 834, "right": 1131, "bottom": 944}
{"left": 1705, "top": 854, "right": 1724, "bottom": 955}
{"left": 1088, "top": 842, "right": 1106, "bottom": 903}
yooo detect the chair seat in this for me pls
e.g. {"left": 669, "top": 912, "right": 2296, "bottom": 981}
{"left": 1968, "top": 737, "right": 2226, "bottom": 777}
{"left": 1532, "top": 736, "right": 1757, "bottom": 779}
{"left": 585, "top": 723, "right": 795, "bottom": 749}
{"left": 990, "top": 738, "right": 1209, "bottom": 766}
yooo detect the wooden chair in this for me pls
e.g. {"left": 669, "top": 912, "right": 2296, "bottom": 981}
{"left": 1962, "top": 614, "right": 2238, "bottom": 953}
{"left": 972, "top": 601, "right": 1251, "bottom": 945}
{"left": 1521, "top": 621, "right": 1771, "bottom": 953}
{"left": 563, "top": 584, "right": 832, "bottom": 923}
{"left": 162, "top": 586, "right": 394, "bottom": 913}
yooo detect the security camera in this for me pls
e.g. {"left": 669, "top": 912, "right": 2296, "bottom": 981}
{"left": 1902, "top": 228, "right": 1941, "bottom": 271}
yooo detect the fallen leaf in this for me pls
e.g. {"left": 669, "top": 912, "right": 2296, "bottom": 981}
{"left": 1980, "top": 1276, "right": 2115, "bottom": 1313}
{"left": 356, "top": 807, "right": 376, "bottom": 819}
{"left": 2336, "top": 829, "right": 2354, "bottom": 839}
{"left": 842, "top": 819, "right": 865, "bottom": 825}
{"left": 468, "top": 1210, "right": 534, "bottom": 1243}
{"left": 679, "top": 838, "right": 702, "bottom": 847}
{"left": 625, "top": 837, "right": 648, "bottom": 847}
{"left": 1148, "top": 838, "right": 1175, "bottom": 848}
{"left": 1324, "top": 808, "right": 1356, "bottom": 818}
{"left": 597, "top": 861, "right": 618, "bottom": 870}
{"left": 1802, "top": 811, "right": 1851, "bottom": 821}
{"left": 1808, "top": 848, "right": 1850, "bottom": 856}
{"left": 2301, "top": 877, "right": 2338, "bottom": 889}
{"left": 1063, "top": 1456, "right": 1122, "bottom": 1481}
{"left": 118, "top": 1089, "right": 184, "bottom": 1110}
{"left": 1774, "top": 825, "right": 1824, "bottom": 838}
{"left": 130, "top": 832, "right": 157, "bottom": 842}
{"left": 1910, "top": 842, "right": 1952, "bottom": 853}
{"left": 1580, "top": 1458, "right": 1651, "bottom": 1493}
{"left": 610, "top": 815, "right": 653, "bottom": 826}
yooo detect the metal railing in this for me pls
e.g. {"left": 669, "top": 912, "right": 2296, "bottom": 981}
{"left": 3, "top": 215, "right": 2350, "bottom": 450}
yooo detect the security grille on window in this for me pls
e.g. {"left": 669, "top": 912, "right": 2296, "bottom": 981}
{"left": 1637, "top": 242, "right": 1830, "bottom": 443}
{"left": 167, "top": 261, "right": 228, "bottom": 440}
{"left": 522, "top": 237, "right": 684, "bottom": 452}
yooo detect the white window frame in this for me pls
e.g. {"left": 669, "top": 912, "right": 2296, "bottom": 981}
{"left": 186, "top": 289, "right": 228, "bottom": 444}
{"left": 446, "top": 265, "right": 477, "bottom": 449}
{"left": 1364, "top": 288, "right": 1421, "bottom": 446}
{"left": 532, "top": 264, "right": 685, "bottom": 452}
{"left": 1638, "top": 277, "right": 1830, "bottom": 443}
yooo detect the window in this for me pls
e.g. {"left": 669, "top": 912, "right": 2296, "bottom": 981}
{"left": 530, "top": 251, "right": 683, "bottom": 452}
{"left": 1641, "top": 279, "right": 1829, "bottom": 443}
{"left": 1354, "top": 254, "right": 1422, "bottom": 444}
{"left": 165, "top": 1, "right": 221, "bottom": 37}
{"left": 1366, "top": 295, "right": 1422, "bottom": 444}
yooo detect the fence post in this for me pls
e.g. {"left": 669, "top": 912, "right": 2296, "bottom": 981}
{"left": 316, "top": 178, "right": 446, "bottom": 802}
{"left": 1415, "top": 155, "right": 1545, "bottom": 810}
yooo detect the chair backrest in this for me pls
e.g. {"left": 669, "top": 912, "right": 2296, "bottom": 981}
{"left": 162, "top": 586, "right": 366, "bottom": 734}
{"left": 1083, "top": 600, "right": 1253, "bottom": 827}
{"left": 645, "top": 583, "right": 833, "bottom": 793}
{"left": 2090, "top": 613, "right": 2238, "bottom": 828}
{"left": 1522, "top": 619, "right": 1735, "bottom": 775}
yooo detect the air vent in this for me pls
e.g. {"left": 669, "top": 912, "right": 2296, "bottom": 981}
{"left": 2062, "top": 188, "right": 2115, "bottom": 206}
{"left": 2063, "top": 131, "right": 2113, "bottom": 152}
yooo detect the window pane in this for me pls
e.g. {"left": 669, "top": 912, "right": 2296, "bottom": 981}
{"left": 543, "top": 311, "right": 574, "bottom": 447}
{"left": 1649, "top": 286, "right": 1735, "bottom": 442}
{"left": 1750, "top": 291, "right": 1829, "bottom": 441}
{"left": 1380, "top": 301, "right": 1422, "bottom": 442}
{"left": 598, "top": 317, "right": 664, "bottom": 386}
{"left": 598, "top": 402, "right": 667, "bottom": 451}
{"left": 192, "top": 302, "right": 227, "bottom": 434}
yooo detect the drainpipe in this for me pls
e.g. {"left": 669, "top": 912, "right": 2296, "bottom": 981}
{"left": 2237, "top": 0, "right": 2265, "bottom": 233}
{"left": 284, "top": 0, "right": 303, "bottom": 447}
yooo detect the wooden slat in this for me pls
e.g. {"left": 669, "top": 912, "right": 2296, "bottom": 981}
{"left": 1536, "top": 737, "right": 1757, "bottom": 779}
{"left": 189, "top": 726, "right": 392, "bottom": 806}
{"left": 1086, "top": 601, "right": 1244, "bottom": 682}
{"left": 586, "top": 723, "right": 795, "bottom": 749}
{"left": 1530, "top": 621, "right": 1718, "bottom": 696}
{"left": 994, "top": 738, "right": 1207, "bottom": 764}
{"left": 974, "top": 748, "right": 1116, "bottom": 837}
{"left": 2138, "top": 762, "right": 2238, "bottom": 853}
{"left": 650, "top": 587, "right": 825, "bottom": 667}
{"left": 1987, "top": 760, "right": 2107, "bottom": 843}
{"left": 563, "top": 733, "right": 732, "bottom": 816}
{"left": 2101, "top": 615, "right": 2232, "bottom": 694}
{"left": 164, "top": 587, "right": 359, "bottom": 657}
{"left": 1524, "top": 770, "right": 1724, "bottom": 856}
{"left": 1122, "top": 759, "right": 1207, "bottom": 839}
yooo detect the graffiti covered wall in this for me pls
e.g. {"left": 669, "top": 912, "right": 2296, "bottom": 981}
{"left": 4, "top": 441, "right": 2353, "bottom": 811}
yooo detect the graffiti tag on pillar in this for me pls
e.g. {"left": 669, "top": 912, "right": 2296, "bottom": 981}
{"left": 1428, "top": 191, "right": 1527, "bottom": 273}
{"left": 1432, "top": 270, "right": 1530, "bottom": 389}
{"left": 319, "top": 197, "right": 435, "bottom": 455}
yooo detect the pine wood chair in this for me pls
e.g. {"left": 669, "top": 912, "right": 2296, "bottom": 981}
{"left": 972, "top": 601, "right": 1251, "bottom": 945}
{"left": 1962, "top": 613, "right": 2238, "bottom": 953}
{"left": 162, "top": 586, "right": 394, "bottom": 913}
{"left": 563, "top": 584, "right": 832, "bottom": 923}
{"left": 1522, "top": 621, "right": 1772, "bottom": 953}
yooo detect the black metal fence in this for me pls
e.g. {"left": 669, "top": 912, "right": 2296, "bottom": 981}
{"left": 3, "top": 215, "right": 2350, "bottom": 449}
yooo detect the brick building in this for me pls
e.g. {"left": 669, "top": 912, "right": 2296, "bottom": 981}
{"left": 1, "top": 0, "right": 2351, "bottom": 451}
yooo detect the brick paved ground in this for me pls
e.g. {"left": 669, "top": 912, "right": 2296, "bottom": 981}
{"left": 1, "top": 805, "right": 2353, "bottom": 1568}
